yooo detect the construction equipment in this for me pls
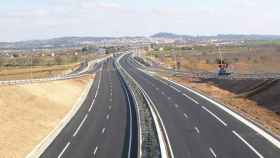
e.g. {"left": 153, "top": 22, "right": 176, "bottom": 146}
{"left": 217, "top": 47, "right": 231, "bottom": 76}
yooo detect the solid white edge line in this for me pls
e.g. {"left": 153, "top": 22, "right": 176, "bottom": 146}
{"left": 57, "top": 142, "right": 71, "bottom": 158}
{"left": 232, "top": 131, "right": 264, "bottom": 158}
{"left": 209, "top": 147, "right": 217, "bottom": 158}
{"left": 26, "top": 75, "right": 95, "bottom": 158}
{"left": 183, "top": 93, "right": 199, "bottom": 104}
{"left": 129, "top": 85, "right": 143, "bottom": 158}
{"left": 88, "top": 71, "right": 102, "bottom": 112}
{"left": 165, "top": 78, "right": 280, "bottom": 149}
{"left": 73, "top": 114, "right": 88, "bottom": 137}
{"left": 202, "top": 106, "right": 228, "bottom": 127}
{"left": 123, "top": 85, "right": 133, "bottom": 158}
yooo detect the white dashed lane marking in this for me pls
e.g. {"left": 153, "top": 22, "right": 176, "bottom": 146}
{"left": 183, "top": 93, "right": 199, "bottom": 104}
{"left": 202, "top": 106, "right": 228, "bottom": 127}
{"left": 93, "top": 146, "right": 98, "bottom": 157}
{"left": 57, "top": 142, "right": 71, "bottom": 158}
{"left": 106, "top": 114, "right": 110, "bottom": 120}
{"left": 101, "top": 128, "right": 106, "bottom": 134}
{"left": 209, "top": 147, "right": 217, "bottom": 158}
{"left": 184, "top": 113, "right": 189, "bottom": 118}
{"left": 194, "top": 126, "right": 200, "bottom": 134}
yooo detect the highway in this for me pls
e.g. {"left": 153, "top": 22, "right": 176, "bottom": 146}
{"left": 119, "top": 54, "right": 280, "bottom": 158}
{"left": 40, "top": 58, "right": 138, "bottom": 158}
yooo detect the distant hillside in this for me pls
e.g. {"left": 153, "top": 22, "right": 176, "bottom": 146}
{"left": 151, "top": 32, "right": 280, "bottom": 41}
{"left": 151, "top": 32, "right": 183, "bottom": 38}
{"left": 0, "top": 36, "right": 148, "bottom": 50}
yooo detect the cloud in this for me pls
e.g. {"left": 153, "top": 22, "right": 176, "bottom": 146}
{"left": 1, "top": 0, "right": 280, "bottom": 41}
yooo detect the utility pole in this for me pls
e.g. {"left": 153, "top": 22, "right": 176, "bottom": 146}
{"left": 29, "top": 53, "right": 33, "bottom": 80}
{"left": 218, "top": 46, "right": 223, "bottom": 64}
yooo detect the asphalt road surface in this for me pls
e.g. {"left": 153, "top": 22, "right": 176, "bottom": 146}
{"left": 40, "top": 58, "right": 138, "bottom": 158}
{"left": 119, "top": 54, "right": 280, "bottom": 158}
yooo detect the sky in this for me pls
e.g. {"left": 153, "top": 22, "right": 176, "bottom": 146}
{"left": 0, "top": 0, "right": 280, "bottom": 42}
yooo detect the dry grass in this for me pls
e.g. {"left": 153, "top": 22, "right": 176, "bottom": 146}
{"left": 0, "top": 76, "right": 92, "bottom": 157}
{"left": 0, "top": 63, "right": 80, "bottom": 81}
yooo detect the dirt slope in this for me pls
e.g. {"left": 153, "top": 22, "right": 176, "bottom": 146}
{"left": 0, "top": 76, "right": 91, "bottom": 157}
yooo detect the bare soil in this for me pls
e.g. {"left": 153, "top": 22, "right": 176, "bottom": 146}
{"left": 0, "top": 76, "right": 91, "bottom": 157}
{"left": 0, "top": 63, "right": 80, "bottom": 81}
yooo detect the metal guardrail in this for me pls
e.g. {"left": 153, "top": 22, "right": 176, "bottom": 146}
{"left": 116, "top": 54, "right": 174, "bottom": 158}
{"left": 148, "top": 68, "right": 280, "bottom": 80}
{"left": 0, "top": 56, "right": 110, "bottom": 86}
{"left": 115, "top": 56, "right": 161, "bottom": 158}
{"left": 130, "top": 56, "right": 280, "bottom": 80}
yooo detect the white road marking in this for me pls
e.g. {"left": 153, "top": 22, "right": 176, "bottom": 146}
{"left": 169, "top": 85, "right": 181, "bottom": 93}
{"left": 202, "top": 106, "right": 228, "bottom": 127}
{"left": 93, "top": 146, "right": 98, "bottom": 156}
{"left": 209, "top": 147, "right": 217, "bottom": 158}
{"left": 161, "top": 91, "right": 165, "bottom": 95}
{"left": 232, "top": 131, "right": 264, "bottom": 158}
{"left": 167, "top": 97, "right": 171, "bottom": 100}
{"left": 73, "top": 114, "right": 88, "bottom": 137}
{"left": 174, "top": 104, "right": 179, "bottom": 108}
{"left": 183, "top": 93, "right": 199, "bottom": 104}
{"left": 89, "top": 71, "right": 102, "bottom": 112}
{"left": 167, "top": 79, "right": 280, "bottom": 149}
{"left": 109, "top": 98, "right": 112, "bottom": 102}
{"left": 106, "top": 114, "right": 110, "bottom": 120}
{"left": 194, "top": 126, "right": 200, "bottom": 134}
{"left": 108, "top": 106, "right": 112, "bottom": 110}
{"left": 88, "top": 98, "right": 95, "bottom": 112}
{"left": 156, "top": 87, "right": 159, "bottom": 91}
{"left": 101, "top": 128, "right": 106, "bottom": 134}
{"left": 57, "top": 142, "right": 71, "bottom": 158}
{"left": 123, "top": 86, "right": 133, "bottom": 158}
{"left": 184, "top": 113, "right": 189, "bottom": 118}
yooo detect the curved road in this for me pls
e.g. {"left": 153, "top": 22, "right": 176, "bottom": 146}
{"left": 40, "top": 58, "right": 138, "bottom": 158}
{"left": 120, "top": 54, "right": 280, "bottom": 158}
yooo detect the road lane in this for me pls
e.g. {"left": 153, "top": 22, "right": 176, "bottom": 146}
{"left": 120, "top": 54, "right": 280, "bottom": 158}
{"left": 40, "top": 58, "right": 138, "bottom": 158}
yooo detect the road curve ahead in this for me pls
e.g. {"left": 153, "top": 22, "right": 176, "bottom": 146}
{"left": 40, "top": 58, "right": 138, "bottom": 158}
{"left": 119, "top": 54, "right": 280, "bottom": 158}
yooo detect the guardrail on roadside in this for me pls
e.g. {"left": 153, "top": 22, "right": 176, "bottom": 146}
{"left": 115, "top": 54, "right": 173, "bottom": 158}
{"left": 0, "top": 56, "right": 110, "bottom": 86}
